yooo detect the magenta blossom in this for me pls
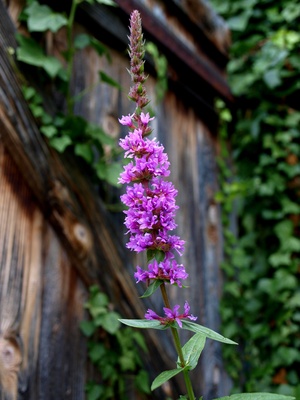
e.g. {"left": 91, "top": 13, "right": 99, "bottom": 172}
{"left": 119, "top": 113, "right": 134, "bottom": 128}
{"left": 134, "top": 259, "right": 188, "bottom": 287}
{"left": 140, "top": 112, "right": 154, "bottom": 125}
{"left": 145, "top": 301, "right": 197, "bottom": 328}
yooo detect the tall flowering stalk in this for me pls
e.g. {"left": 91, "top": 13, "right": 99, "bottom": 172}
{"left": 118, "top": 11, "right": 198, "bottom": 397}
{"left": 116, "top": 9, "right": 287, "bottom": 400}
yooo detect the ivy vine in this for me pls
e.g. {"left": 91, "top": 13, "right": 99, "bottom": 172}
{"left": 81, "top": 286, "right": 150, "bottom": 400}
{"left": 16, "top": 0, "right": 123, "bottom": 192}
{"left": 211, "top": 0, "right": 300, "bottom": 397}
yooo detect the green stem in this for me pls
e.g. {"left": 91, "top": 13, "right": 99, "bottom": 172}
{"left": 160, "top": 283, "right": 195, "bottom": 400}
{"left": 66, "top": 0, "right": 78, "bottom": 115}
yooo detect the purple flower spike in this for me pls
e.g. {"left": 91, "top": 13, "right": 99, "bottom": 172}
{"left": 119, "top": 9, "right": 198, "bottom": 327}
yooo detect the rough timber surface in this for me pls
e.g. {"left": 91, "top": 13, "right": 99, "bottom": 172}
{"left": 1, "top": 0, "right": 232, "bottom": 398}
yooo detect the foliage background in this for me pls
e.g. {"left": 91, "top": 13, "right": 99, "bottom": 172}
{"left": 210, "top": 0, "right": 300, "bottom": 397}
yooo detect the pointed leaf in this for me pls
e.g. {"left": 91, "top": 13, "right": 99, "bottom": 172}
{"left": 94, "top": 0, "right": 117, "bottom": 6}
{"left": 140, "top": 280, "right": 163, "bottom": 298}
{"left": 155, "top": 249, "right": 165, "bottom": 262}
{"left": 151, "top": 368, "right": 184, "bottom": 391}
{"left": 179, "top": 333, "right": 206, "bottom": 370}
{"left": 99, "top": 71, "right": 122, "bottom": 89}
{"left": 214, "top": 394, "right": 295, "bottom": 400}
{"left": 119, "top": 319, "right": 166, "bottom": 330}
{"left": 146, "top": 249, "right": 156, "bottom": 262}
{"left": 181, "top": 320, "right": 238, "bottom": 345}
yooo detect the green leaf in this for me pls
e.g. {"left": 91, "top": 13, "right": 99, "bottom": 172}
{"left": 155, "top": 249, "right": 165, "bottom": 262}
{"left": 74, "top": 33, "right": 91, "bottom": 49}
{"left": 140, "top": 280, "right": 163, "bottom": 298}
{"left": 119, "top": 319, "right": 166, "bottom": 330}
{"left": 227, "top": 10, "right": 252, "bottom": 31}
{"left": 90, "top": 38, "right": 110, "bottom": 60}
{"left": 95, "top": 161, "right": 122, "bottom": 187}
{"left": 40, "top": 125, "right": 57, "bottom": 138}
{"left": 135, "top": 370, "right": 151, "bottom": 394}
{"left": 80, "top": 320, "right": 96, "bottom": 337}
{"left": 181, "top": 321, "right": 238, "bottom": 345}
{"left": 214, "top": 393, "right": 295, "bottom": 400}
{"left": 104, "top": 162, "right": 123, "bottom": 187}
{"left": 263, "top": 69, "right": 281, "bottom": 89}
{"left": 25, "top": 2, "right": 67, "bottom": 32}
{"left": 49, "top": 136, "right": 72, "bottom": 152}
{"left": 86, "top": 383, "right": 104, "bottom": 400}
{"left": 75, "top": 143, "right": 94, "bottom": 163}
{"left": 99, "top": 71, "right": 122, "bottom": 89}
{"left": 179, "top": 333, "right": 206, "bottom": 370}
{"left": 88, "top": 291, "right": 109, "bottom": 309}
{"left": 151, "top": 368, "right": 185, "bottom": 391}
{"left": 94, "top": 0, "right": 117, "bottom": 6}
{"left": 16, "top": 34, "right": 63, "bottom": 77}
{"left": 86, "top": 124, "right": 115, "bottom": 145}
{"left": 88, "top": 343, "right": 105, "bottom": 362}
{"left": 146, "top": 249, "right": 165, "bottom": 263}
{"left": 16, "top": 34, "right": 45, "bottom": 65}
{"left": 43, "top": 56, "right": 62, "bottom": 78}
{"left": 101, "top": 312, "right": 121, "bottom": 334}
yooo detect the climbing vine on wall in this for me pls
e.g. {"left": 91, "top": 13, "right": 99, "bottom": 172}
{"left": 211, "top": 0, "right": 300, "bottom": 397}
{"left": 16, "top": 0, "right": 123, "bottom": 192}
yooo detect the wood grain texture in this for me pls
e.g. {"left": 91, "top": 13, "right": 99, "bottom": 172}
{"left": 0, "top": 145, "right": 87, "bottom": 400}
{"left": 0, "top": 0, "right": 233, "bottom": 397}
{"left": 0, "top": 2, "right": 181, "bottom": 398}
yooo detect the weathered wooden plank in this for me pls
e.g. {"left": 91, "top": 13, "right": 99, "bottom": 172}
{"left": 0, "top": 144, "right": 87, "bottom": 400}
{"left": 0, "top": 2, "right": 182, "bottom": 398}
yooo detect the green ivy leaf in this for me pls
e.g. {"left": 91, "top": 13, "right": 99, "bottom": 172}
{"left": 151, "top": 367, "right": 185, "bottom": 391}
{"left": 49, "top": 136, "right": 72, "bottom": 152}
{"left": 181, "top": 321, "right": 238, "bottom": 345}
{"left": 16, "top": 34, "right": 63, "bottom": 77}
{"left": 74, "top": 33, "right": 91, "bottom": 49}
{"left": 263, "top": 69, "right": 281, "bottom": 88}
{"left": 86, "top": 383, "right": 104, "bottom": 400}
{"left": 25, "top": 2, "right": 67, "bottom": 32}
{"left": 16, "top": 33, "right": 45, "bottom": 65}
{"left": 43, "top": 57, "right": 63, "bottom": 78}
{"left": 80, "top": 320, "right": 96, "bottom": 337}
{"left": 104, "top": 162, "right": 123, "bottom": 187}
{"left": 135, "top": 370, "right": 151, "bottom": 394}
{"left": 102, "top": 312, "right": 121, "bottom": 334}
{"left": 40, "top": 125, "right": 58, "bottom": 138}
{"left": 75, "top": 143, "right": 94, "bottom": 163}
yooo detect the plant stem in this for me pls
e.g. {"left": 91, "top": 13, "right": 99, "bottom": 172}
{"left": 66, "top": 0, "right": 78, "bottom": 115}
{"left": 160, "top": 283, "right": 195, "bottom": 400}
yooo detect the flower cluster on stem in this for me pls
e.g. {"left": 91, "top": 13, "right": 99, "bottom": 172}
{"left": 118, "top": 10, "right": 198, "bottom": 399}
{"left": 119, "top": 10, "right": 196, "bottom": 328}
